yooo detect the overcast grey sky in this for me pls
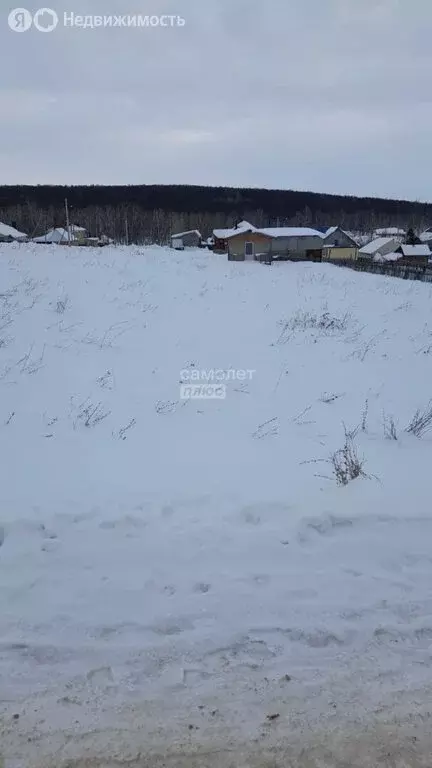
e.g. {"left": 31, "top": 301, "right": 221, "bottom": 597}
{"left": 1, "top": 0, "right": 431, "bottom": 199}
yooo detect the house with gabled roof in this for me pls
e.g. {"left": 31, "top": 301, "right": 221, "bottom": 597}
{"left": 34, "top": 228, "right": 78, "bottom": 244}
{"left": 34, "top": 225, "right": 88, "bottom": 245}
{"left": 213, "top": 221, "right": 257, "bottom": 253}
{"left": 213, "top": 222, "right": 324, "bottom": 261}
{"left": 322, "top": 227, "right": 358, "bottom": 248}
{"left": 394, "top": 243, "right": 431, "bottom": 265}
{"left": 320, "top": 226, "right": 359, "bottom": 261}
{"left": 375, "top": 243, "right": 431, "bottom": 266}
{"left": 171, "top": 229, "right": 202, "bottom": 249}
{"left": 359, "top": 237, "right": 398, "bottom": 260}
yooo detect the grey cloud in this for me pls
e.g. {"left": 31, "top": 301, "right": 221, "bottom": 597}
{"left": 1, "top": 0, "right": 431, "bottom": 198}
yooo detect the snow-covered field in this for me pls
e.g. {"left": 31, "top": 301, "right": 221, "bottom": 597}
{"left": 1, "top": 243, "right": 432, "bottom": 767}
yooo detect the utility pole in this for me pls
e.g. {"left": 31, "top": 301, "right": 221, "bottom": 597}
{"left": 64, "top": 198, "right": 72, "bottom": 246}
{"left": 125, "top": 216, "right": 129, "bottom": 246}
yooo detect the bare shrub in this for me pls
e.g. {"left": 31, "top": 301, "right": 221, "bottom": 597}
{"left": 343, "top": 422, "right": 360, "bottom": 441}
{"left": 74, "top": 399, "right": 111, "bottom": 429}
{"left": 55, "top": 294, "right": 70, "bottom": 314}
{"left": 112, "top": 418, "right": 137, "bottom": 441}
{"left": 405, "top": 402, "right": 432, "bottom": 438}
{"left": 80, "top": 321, "right": 133, "bottom": 349}
{"left": 330, "top": 427, "right": 366, "bottom": 486}
{"left": 351, "top": 333, "right": 385, "bottom": 362}
{"left": 315, "top": 311, "right": 351, "bottom": 333}
{"left": 155, "top": 400, "right": 179, "bottom": 415}
{"left": 17, "top": 344, "right": 46, "bottom": 375}
{"left": 383, "top": 413, "right": 398, "bottom": 440}
{"left": 275, "top": 321, "right": 292, "bottom": 346}
{"left": 288, "top": 310, "right": 350, "bottom": 334}
{"left": 252, "top": 417, "right": 279, "bottom": 439}
{"left": 292, "top": 405, "right": 315, "bottom": 426}
{"left": 276, "top": 310, "right": 351, "bottom": 345}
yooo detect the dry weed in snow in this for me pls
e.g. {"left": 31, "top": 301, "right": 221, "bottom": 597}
{"left": 331, "top": 426, "right": 367, "bottom": 486}
{"left": 383, "top": 413, "right": 398, "bottom": 441}
{"left": 406, "top": 401, "right": 432, "bottom": 438}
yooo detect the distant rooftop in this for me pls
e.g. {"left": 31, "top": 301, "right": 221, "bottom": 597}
{"left": 359, "top": 237, "right": 396, "bottom": 255}
{"left": 0, "top": 222, "right": 27, "bottom": 239}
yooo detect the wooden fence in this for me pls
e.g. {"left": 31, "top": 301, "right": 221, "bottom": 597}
{"left": 325, "top": 258, "right": 432, "bottom": 283}
{"left": 259, "top": 254, "right": 432, "bottom": 283}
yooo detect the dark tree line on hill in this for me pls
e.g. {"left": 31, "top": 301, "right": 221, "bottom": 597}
{"left": 0, "top": 185, "right": 431, "bottom": 243}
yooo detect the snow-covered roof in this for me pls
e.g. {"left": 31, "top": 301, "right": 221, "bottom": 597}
{"left": 171, "top": 230, "right": 201, "bottom": 239}
{"left": 70, "top": 225, "right": 86, "bottom": 232}
{"left": 0, "top": 222, "right": 27, "bottom": 240}
{"left": 324, "top": 226, "right": 338, "bottom": 237}
{"left": 213, "top": 224, "right": 324, "bottom": 240}
{"left": 359, "top": 237, "right": 396, "bottom": 255}
{"left": 213, "top": 222, "right": 257, "bottom": 239}
{"left": 323, "top": 226, "right": 358, "bottom": 244}
{"left": 419, "top": 231, "right": 432, "bottom": 243}
{"left": 34, "top": 228, "right": 78, "bottom": 243}
{"left": 374, "top": 227, "right": 406, "bottom": 236}
{"left": 350, "top": 233, "right": 371, "bottom": 246}
{"left": 259, "top": 227, "right": 323, "bottom": 239}
{"left": 322, "top": 243, "right": 356, "bottom": 249}
{"left": 398, "top": 244, "right": 430, "bottom": 257}
{"left": 235, "top": 220, "right": 254, "bottom": 230}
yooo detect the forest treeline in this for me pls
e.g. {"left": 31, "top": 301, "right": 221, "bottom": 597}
{"left": 0, "top": 184, "right": 431, "bottom": 243}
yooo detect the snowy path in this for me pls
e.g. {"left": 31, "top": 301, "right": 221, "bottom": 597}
{"left": 3, "top": 489, "right": 432, "bottom": 767}
{"left": 1, "top": 245, "right": 432, "bottom": 766}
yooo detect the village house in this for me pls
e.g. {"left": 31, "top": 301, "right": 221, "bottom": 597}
{"left": 348, "top": 232, "right": 372, "bottom": 247}
{"left": 374, "top": 243, "right": 431, "bottom": 266}
{"left": 322, "top": 227, "right": 357, "bottom": 248}
{"left": 359, "top": 236, "right": 399, "bottom": 260}
{"left": 34, "top": 226, "right": 88, "bottom": 245}
{"left": 394, "top": 243, "right": 431, "bottom": 265}
{"left": 321, "top": 227, "right": 359, "bottom": 261}
{"left": 373, "top": 227, "right": 406, "bottom": 243}
{"left": 212, "top": 222, "right": 324, "bottom": 261}
{"left": 171, "top": 230, "right": 202, "bottom": 250}
{"left": 0, "top": 222, "right": 28, "bottom": 242}
{"left": 212, "top": 221, "right": 255, "bottom": 254}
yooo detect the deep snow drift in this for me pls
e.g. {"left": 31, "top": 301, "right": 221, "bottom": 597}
{"left": 1, "top": 243, "right": 432, "bottom": 767}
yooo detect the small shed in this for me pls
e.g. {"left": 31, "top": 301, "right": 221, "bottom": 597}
{"left": 34, "top": 226, "right": 88, "bottom": 245}
{"left": 34, "top": 228, "right": 78, "bottom": 245}
{"left": 171, "top": 230, "right": 202, "bottom": 250}
{"left": 359, "top": 237, "right": 398, "bottom": 260}
{"left": 394, "top": 243, "right": 431, "bottom": 265}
